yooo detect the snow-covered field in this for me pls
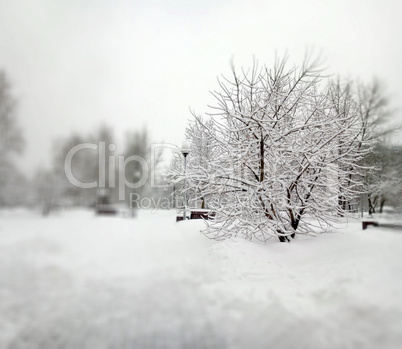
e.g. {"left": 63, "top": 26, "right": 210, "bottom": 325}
{"left": 0, "top": 209, "right": 401, "bottom": 349}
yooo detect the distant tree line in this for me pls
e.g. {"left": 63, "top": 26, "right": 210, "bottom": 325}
{"left": 0, "top": 69, "right": 167, "bottom": 214}
{"left": 34, "top": 126, "right": 165, "bottom": 215}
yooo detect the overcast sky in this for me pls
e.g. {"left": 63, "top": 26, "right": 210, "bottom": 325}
{"left": 1, "top": 0, "right": 401, "bottom": 173}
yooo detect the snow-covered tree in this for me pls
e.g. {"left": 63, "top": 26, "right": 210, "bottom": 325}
{"left": 50, "top": 126, "right": 116, "bottom": 208}
{"left": 356, "top": 81, "right": 397, "bottom": 212}
{"left": 122, "top": 128, "right": 150, "bottom": 206}
{"left": 185, "top": 117, "right": 219, "bottom": 208}
{"left": 363, "top": 144, "right": 402, "bottom": 214}
{"left": 167, "top": 116, "right": 220, "bottom": 210}
{"left": 180, "top": 57, "right": 371, "bottom": 242}
{"left": 123, "top": 127, "right": 165, "bottom": 209}
{"left": 328, "top": 77, "right": 396, "bottom": 214}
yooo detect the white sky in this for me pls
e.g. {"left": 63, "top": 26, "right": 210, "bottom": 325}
{"left": 0, "top": 0, "right": 401, "bottom": 173}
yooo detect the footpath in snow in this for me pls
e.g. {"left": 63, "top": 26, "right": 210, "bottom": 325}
{"left": 0, "top": 208, "right": 401, "bottom": 349}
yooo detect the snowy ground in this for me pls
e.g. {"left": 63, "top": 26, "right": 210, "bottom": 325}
{"left": 0, "top": 209, "right": 401, "bottom": 349}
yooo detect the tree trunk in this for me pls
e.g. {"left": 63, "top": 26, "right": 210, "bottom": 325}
{"left": 278, "top": 234, "right": 290, "bottom": 242}
{"left": 368, "top": 196, "right": 377, "bottom": 215}
{"left": 379, "top": 198, "right": 385, "bottom": 214}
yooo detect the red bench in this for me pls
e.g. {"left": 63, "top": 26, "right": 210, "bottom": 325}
{"left": 362, "top": 221, "right": 379, "bottom": 230}
{"left": 176, "top": 210, "right": 216, "bottom": 222}
{"left": 190, "top": 210, "right": 216, "bottom": 220}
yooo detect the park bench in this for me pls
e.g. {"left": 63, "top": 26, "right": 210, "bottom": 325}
{"left": 190, "top": 210, "right": 216, "bottom": 220}
{"left": 176, "top": 209, "right": 216, "bottom": 222}
{"left": 362, "top": 221, "right": 379, "bottom": 230}
{"left": 362, "top": 220, "right": 402, "bottom": 230}
{"left": 96, "top": 204, "right": 117, "bottom": 216}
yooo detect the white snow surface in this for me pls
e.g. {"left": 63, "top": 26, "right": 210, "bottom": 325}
{"left": 0, "top": 209, "right": 401, "bottom": 349}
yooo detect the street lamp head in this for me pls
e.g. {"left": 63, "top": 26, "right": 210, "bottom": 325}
{"left": 181, "top": 141, "right": 190, "bottom": 157}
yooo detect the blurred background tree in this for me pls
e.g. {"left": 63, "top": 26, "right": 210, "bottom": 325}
{"left": 0, "top": 70, "right": 25, "bottom": 207}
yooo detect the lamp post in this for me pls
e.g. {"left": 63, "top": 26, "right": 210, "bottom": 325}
{"left": 181, "top": 141, "right": 190, "bottom": 220}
